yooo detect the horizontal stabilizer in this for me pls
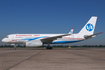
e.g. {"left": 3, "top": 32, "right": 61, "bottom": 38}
{"left": 84, "top": 32, "right": 103, "bottom": 39}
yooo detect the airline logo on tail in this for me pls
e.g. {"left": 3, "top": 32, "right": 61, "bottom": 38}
{"left": 86, "top": 23, "right": 94, "bottom": 31}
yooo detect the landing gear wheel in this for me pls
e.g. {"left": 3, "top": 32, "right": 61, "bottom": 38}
{"left": 46, "top": 47, "right": 53, "bottom": 49}
{"left": 46, "top": 43, "right": 53, "bottom": 49}
{"left": 49, "top": 47, "right": 52, "bottom": 49}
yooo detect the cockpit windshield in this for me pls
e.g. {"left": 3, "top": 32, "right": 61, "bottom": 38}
{"left": 5, "top": 36, "right": 9, "bottom": 38}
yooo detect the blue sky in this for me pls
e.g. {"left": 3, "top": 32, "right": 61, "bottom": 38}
{"left": 0, "top": 0, "right": 105, "bottom": 45}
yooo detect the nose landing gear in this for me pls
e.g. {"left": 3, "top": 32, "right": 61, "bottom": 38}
{"left": 11, "top": 44, "right": 16, "bottom": 50}
{"left": 14, "top": 45, "right": 16, "bottom": 50}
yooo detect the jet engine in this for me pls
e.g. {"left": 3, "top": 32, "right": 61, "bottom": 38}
{"left": 26, "top": 40, "right": 43, "bottom": 47}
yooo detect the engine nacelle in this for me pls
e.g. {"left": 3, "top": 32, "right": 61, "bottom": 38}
{"left": 26, "top": 40, "right": 43, "bottom": 47}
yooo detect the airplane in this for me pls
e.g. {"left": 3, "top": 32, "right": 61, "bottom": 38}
{"left": 2, "top": 16, "right": 102, "bottom": 50}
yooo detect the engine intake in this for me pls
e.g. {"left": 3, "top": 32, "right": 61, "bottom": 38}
{"left": 26, "top": 40, "right": 43, "bottom": 47}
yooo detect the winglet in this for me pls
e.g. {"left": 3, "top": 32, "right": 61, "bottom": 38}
{"left": 69, "top": 28, "right": 74, "bottom": 34}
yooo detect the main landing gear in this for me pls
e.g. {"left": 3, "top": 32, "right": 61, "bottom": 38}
{"left": 46, "top": 47, "right": 52, "bottom": 49}
{"left": 46, "top": 43, "right": 53, "bottom": 49}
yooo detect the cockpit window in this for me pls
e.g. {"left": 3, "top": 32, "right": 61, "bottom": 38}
{"left": 5, "top": 36, "right": 9, "bottom": 38}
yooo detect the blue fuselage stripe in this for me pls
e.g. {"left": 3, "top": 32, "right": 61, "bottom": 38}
{"left": 52, "top": 40, "right": 83, "bottom": 44}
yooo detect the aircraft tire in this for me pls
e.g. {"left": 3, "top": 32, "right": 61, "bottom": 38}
{"left": 46, "top": 47, "right": 53, "bottom": 49}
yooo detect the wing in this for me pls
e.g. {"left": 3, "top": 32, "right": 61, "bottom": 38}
{"left": 41, "top": 34, "right": 71, "bottom": 43}
{"left": 84, "top": 32, "right": 103, "bottom": 39}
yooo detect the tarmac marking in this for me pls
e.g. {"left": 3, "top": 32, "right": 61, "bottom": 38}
{"left": 7, "top": 50, "right": 43, "bottom": 70}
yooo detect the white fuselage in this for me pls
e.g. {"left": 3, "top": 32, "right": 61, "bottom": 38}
{"left": 2, "top": 34, "right": 85, "bottom": 44}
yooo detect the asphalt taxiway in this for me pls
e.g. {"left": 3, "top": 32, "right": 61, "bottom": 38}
{"left": 0, "top": 48, "right": 105, "bottom": 70}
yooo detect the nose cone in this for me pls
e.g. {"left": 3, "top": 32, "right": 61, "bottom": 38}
{"left": 2, "top": 38, "right": 7, "bottom": 43}
{"left": 2, "top": 39, "right": 5, "bottom": 42}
